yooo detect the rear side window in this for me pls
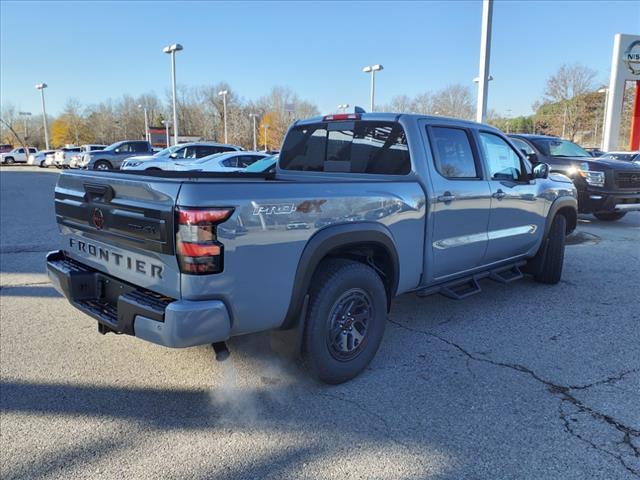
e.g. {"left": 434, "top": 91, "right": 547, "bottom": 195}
{"left": 428, "top": 126, "right": 479, "bottom": 179}
{"left": 280, "top": 121, "right": 411, "bottom": 175}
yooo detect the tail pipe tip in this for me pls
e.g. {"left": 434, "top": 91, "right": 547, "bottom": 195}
{"left": 211, "top": 341, "right": 230, "bottom": 362}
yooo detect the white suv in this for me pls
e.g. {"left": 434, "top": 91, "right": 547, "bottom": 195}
{"left": 1, "top": 147, "right": 38, "bottom": 164}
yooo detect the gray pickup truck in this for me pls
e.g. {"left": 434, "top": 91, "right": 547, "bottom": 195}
{"left": 47, "top": 113, "right": 578, "bottom": 383}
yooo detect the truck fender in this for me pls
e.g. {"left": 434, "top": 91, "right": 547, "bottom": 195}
{"left": 544, "top": 196, "right": 578, "bottom": 237}
{"left": 279, "top": 222, "right": 400, "bottom": 331}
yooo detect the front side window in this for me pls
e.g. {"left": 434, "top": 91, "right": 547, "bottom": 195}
{"left": 531, "top": 138, "right": 591, "bottom": 158}
{"left": 132, "top": 142, "right": 148, "bottom": 152}
{"left": 510, "top": 138, "right": 535, "bottom": 155}
{"left": 429, "top": 127, "right": 479, "bottom": 179}
{"left": 479, "top": 132, "right": 524, "bottom": 181}
{"left": 280, "top": 121, "right": 410, "bottom": 175}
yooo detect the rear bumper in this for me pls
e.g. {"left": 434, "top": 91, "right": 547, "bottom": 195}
{"left": 46, "top": 250, "right": 231, "bottom": 348}
{"left": 578, "top": 189, "right": 640, "bottom": 213}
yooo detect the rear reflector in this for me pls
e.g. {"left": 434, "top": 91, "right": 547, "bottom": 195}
{"left": 323, "top": 113, "right": 361, "bottom": 121}
{"left": 176, "top": 207, "right": 234, "bottom": 275}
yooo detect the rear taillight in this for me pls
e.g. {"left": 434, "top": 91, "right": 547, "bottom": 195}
{"left": 176, "top": 207, "right": 234, "bottom": 275}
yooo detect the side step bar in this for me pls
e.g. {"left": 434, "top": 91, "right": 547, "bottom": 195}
{"left": 415, "top": 262, "right": 525, "bottom": 300}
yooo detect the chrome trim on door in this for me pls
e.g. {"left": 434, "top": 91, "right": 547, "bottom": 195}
{"left": 433, "top": 224, "right": 537, "bottom": 250}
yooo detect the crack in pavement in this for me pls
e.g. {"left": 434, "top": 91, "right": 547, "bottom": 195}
{"left": 388, "top": 318, "right": 640, "bottom": 477}
{"left": 311, "top": 388, "right": 416, "bottom": 452}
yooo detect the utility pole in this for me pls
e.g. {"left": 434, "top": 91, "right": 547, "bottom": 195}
{"left": 249, "top": 113, "right": 258, "bottom": 151}
{"left": 35, "top": 83, "right": 49, "bottom": 149}
{"left": 475, "top": 0, "right": 493, "bottom": 123}
{"left": 163, "top": 43, "right": 183, "bottom": 145}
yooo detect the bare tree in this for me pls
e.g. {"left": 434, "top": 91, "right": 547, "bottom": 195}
{"left": 543, "top": 63, "right": 596, "bottom": 140}
{"left": 432, "top": 84, "right": 475, "bottom": 120}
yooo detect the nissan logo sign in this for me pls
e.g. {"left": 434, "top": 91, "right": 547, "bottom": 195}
{"left": 624, "top": 39, "right": 640, "bottom": 76}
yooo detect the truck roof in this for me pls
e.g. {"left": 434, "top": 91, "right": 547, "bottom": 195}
{"left": 295, "top": 112, "right": 496, "bottom": 131}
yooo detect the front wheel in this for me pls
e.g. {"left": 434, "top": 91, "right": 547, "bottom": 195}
{"left": 594, "top": 211, "right": 626, "bottom": 221}
{"left": 5, "top": 157, "right": 14, "bottom": 164}
{"left": 93, "top": 161, "right": 111, "bottom": 171}
{"left": 534, "top": 214, "right": 566, "bottom": 285}
{"left": 302, "top": 259, "right": 387, "bottom": 384}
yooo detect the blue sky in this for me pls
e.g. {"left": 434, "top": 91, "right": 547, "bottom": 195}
{"left": 1, "top": 0, "right": 638, "bottom": 117}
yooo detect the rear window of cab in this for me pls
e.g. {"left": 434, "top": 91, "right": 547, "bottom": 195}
{"left": 280, "top": 121, "right": 411, "bottom": 175}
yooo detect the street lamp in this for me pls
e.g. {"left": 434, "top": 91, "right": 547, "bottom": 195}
{"left": 337, "top": 104, "right": 349, "bottom": 113}
{"left": 598, "top": 88, "right": 609, "bottom": 150}
{"left": 362, "top": 65, "right": 383, "bottom": 112}
{"left": 263, "top": 124, "right": 269, "bottom": 151}
{"left": 249, "top": 113, "right": 258, "bottom": 151}
{"left": 138, "top": 104, "right": 150, "bottom": 143}
{"left": 362, "top": 65, "right": 384, "bottom": 112}
{"left": 161, "top": 119, "right": 172, "bottom": 147}
{"left": 163, "top": 43, "right": 183, "bottom": 146}
{"left": 218, "top": 90, "right": 228, "bottom": 144}
{"left": 35, "top": 83, "right": 49, "bottom": 149}
{"left": 475, "top": 0, "right": 493, "bottom": 123}
{"left": 18, "top": 111, "right": 32, "bottom": 140}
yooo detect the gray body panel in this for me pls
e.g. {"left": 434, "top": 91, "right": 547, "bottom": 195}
{"left": 50, "top": 113, "right": 577, "bottom": 348}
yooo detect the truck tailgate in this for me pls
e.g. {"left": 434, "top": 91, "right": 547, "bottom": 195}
{"left": 54, "top": 171, "right": 183, "bottom": 298}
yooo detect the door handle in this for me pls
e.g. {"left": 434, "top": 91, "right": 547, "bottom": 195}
{"left": 492, "top": 190, "right": 506, "bottom": 200}
{"left": 437, "top": 192, "right": 456, "bottom": 203}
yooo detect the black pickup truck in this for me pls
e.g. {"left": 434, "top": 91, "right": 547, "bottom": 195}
{"left": 509, "top": 134, "right": 640, "bottom": 221}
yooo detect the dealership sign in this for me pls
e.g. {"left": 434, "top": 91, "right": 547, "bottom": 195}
{"left": 624, "top": 40, "right": 640, "bottom": 75}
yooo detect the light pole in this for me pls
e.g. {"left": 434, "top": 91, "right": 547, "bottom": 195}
{"left": 163, "top": 43, "right": 183, "bottom": 146}
{"left": 162, "top": 120, "right": 172, "bottom": 147}
{"left": 249, "top": 113, "right": 258, "bottom": 151}
{"left": 598, "top": 88, "right": 609, "bottom": 150}
{"left": 362, "top": 64, "right": 383, "bottom": 112}
{"left": 337, "top": 104, "right": 349, "bottom": 113}
{"left": 35, "top": 83, "right": 49, "bottom": 149}
{"left": 138, "top": 104, "right": 150, "bottom": 143}
{"left": 218, "top": 90, "right": 228, "bottom": 144}
{"left": 263, "top": 124, "right": 269, "bottom": 151}
{"left": 475, "top": 0, "right": 493, "bottom": 123}
{"left": 18, "top": 111, "right": 32, "bottom": 141}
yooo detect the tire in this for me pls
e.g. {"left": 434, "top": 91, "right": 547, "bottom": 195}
{"left": 94, "top": 160, "right": 112, "bottom": 171}
{"left": 39, "top": 160, "right": 47, "bottom": 168}
{"left": 302, "top": 259, "right": 387, "bottom": 384}
{"left": 5, "top": 157, "right": 14, "bottom": 164}
{"left": 146, "top": 167, "right": 162, "bottom": 171}
{"left": 594, "top": 211, "right": 626, "bottom": 221}
{"left": 534, "top": 214, "right": 566, "bottom": 285}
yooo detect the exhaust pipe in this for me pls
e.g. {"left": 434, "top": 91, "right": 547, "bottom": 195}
{"left": 211, "top": 342, "right": 230, "bottom": 362}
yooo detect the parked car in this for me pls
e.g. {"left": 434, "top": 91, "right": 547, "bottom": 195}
{"left": 585, "top": 148, "right": 606, "bottom": 157}
{"left": 29, "top": 150, "right": 56, "bottom": 167}
{"left": 1, "top": 146, "right": 38, "bottom": 164}
{"left": 598, "top": 151, "right": 640, "bottom": 164}
{"left": 43, "top": 151, "right": 57, "bottom": 168}
{"left": 68, "top": 145, "right": 107, "bottom": 168}
{"left": 53, "top": 146, "right": 83, "bottom": 169}
{"left": 0, "top": 144, "right": 13, "bottom": 154}
{"left": 172, "top": 151, "right": 269, "bottom": 172}
{"left": 509, "top": 134, "right": 640, "bottom": 221}
{"left": 79, "top": 140, "right": 154, "bottom": 170}
{"left": 243, "top": 155, "right": 278, "bottom": 173}
{"left": 121, "top": 142, "right": 243, "bottom": 170}
{"left": 48, "top": 112, "right": 578, "bottom": 384}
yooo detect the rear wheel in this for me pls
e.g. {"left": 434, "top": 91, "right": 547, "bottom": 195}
{"left": 94, "top": 160, "right": 111, "bottom": 171}
{"left": 594, "top": 211, "right": 626, "bottom": 221}
{"left": 534, "top": 214, "right": 566, "bottom": 285}
{"left": 302, "top": 259, "right": 387, "bottom": 384}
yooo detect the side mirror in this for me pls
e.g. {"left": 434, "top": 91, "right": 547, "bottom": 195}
{"left": 114, "top": 148, "right": 120, "bottom": 153}
{"left": 532, "top": 162, "right": 549, "bottom": 179}
{"left": 526, "top": 152, "right": 538, "bottom": 164}
{"left": 169, "top": 153, "right": 178, "bottom": 159}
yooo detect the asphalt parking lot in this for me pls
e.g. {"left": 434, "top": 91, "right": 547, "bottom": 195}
{"left": 1, "top": 166, "right": 638, "bottom": 479}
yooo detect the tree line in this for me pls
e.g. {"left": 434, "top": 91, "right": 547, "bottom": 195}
{"left": 1, "top": 64, "right": 634, "bottom": 151}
